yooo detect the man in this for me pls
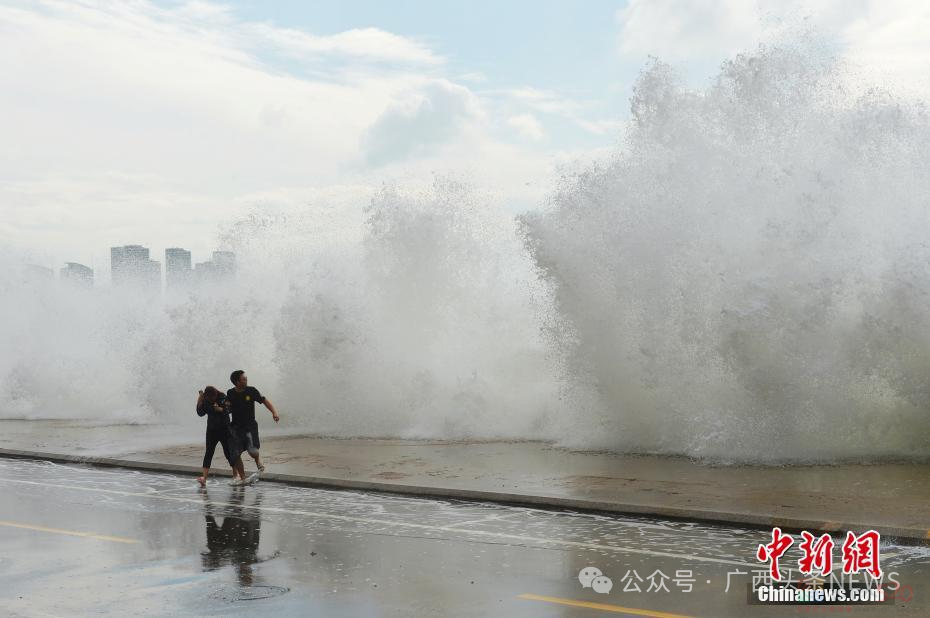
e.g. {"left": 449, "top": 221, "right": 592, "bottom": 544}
{"left": 227, "top": 370, "right": 280, "bottom": 479}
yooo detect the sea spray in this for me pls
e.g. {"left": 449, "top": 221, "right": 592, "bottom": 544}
{"left": 268, "top": 178, "right": 561, "bottom": 439}
{"left": 0, "top": 180, "right": 563, "bottom": 443}
{"left": 4, "top": 39, "right": 930, "bottom": 462}
{"left": 521, "top": 41, "right": 930, "bottom": 461}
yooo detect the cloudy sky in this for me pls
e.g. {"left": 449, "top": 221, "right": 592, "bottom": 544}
{"left": 2, "top": 0, "right": 929, "bottom": 273}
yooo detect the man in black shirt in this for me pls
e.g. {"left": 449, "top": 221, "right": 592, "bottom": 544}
{"left": 227, "top": 369, "right": 280, "bottom": 478}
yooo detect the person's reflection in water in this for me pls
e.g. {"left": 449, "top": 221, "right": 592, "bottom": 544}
{"left": 201, "top": 488, "right": 279, "bottom": 588}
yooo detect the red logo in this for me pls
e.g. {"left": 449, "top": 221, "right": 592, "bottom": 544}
{"left": 756, "top": 527, "right": 794, "bottom": 581}
{"left": 757, "top": 528, "right": 883, "bottom": 581}
{"left": 798, "top": 531, "right": 834, "bottom": 576}
{"left": 842, "top": 530, "right": 882, "bottom": 579}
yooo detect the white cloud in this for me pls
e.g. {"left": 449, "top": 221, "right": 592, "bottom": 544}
{"left": 0, "top": 1, "right": 392, "bottom": 188}
{"left": 249, "top": 24, "right": 444, "bottom": 65}
{"left": 361, "top": 80, "right": 482, "bottom": 166}
{"left": 457, "top": 71, "right": 488, "bottom": 83}
{"left": 616, "top": 0, "right": 766, "bottom": 61}
{"left": 0, "top": 1, "right": 596, "bottom": 265}
{"left": 505, "top": 87, "right": 585, "bottom": 114}
{"left": 173, "top": 1, "right": 236, "bottom": 23}
{"left": 615, "top": 0, "right": 930, "bottom": 92}
{"left": 573, "top": 118, "right": 626, "bottom": 136}
{"left": 501, "top": 88, "right": 622, "bottom": 136}
{"left": 507, "top": 114, "right": 544, "bottom": 141}
{"left": 842, "top": 0, "right": 930, "bottom": 91}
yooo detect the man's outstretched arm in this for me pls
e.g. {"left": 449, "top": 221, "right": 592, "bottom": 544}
{"left": 263, "top": 398, "right": 280, "bottom": 423}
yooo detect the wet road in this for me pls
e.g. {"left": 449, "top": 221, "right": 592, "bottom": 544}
{"left": 0, "top": 458, "right": 927, "bottom": 617}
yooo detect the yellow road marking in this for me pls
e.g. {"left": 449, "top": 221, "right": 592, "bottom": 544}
{"left": 517, "top": 593, "right": 694, "bottom": 618}
{"left": 0, "top": 520, "right": 139, "bottom": 544}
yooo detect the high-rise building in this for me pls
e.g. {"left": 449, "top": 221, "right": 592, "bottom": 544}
{"left": 194, "top": 261, "right": 214, "bottom": 282}
{"left": 195, "top": 251, "right": 237, "bottom": 284}
{"left": 212, "top": 251, "right": 237, "bottom": 278}
{"left": 60, "top": 262, "right": 94, "bottom": 288}
{"left": 165, "top": 248, "right": 192, "bottom": 289}
{"left": 110, "top": 244, "right": 147, "bottom": 285}
{"left": 110, "top": 245, "right": 161, "bottom": 290}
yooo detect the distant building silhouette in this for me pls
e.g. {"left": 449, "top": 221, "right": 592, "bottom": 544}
{"left": 195, "top": 251, "right": 237, "bottom": 284}
{"left": 212, "top": 251, "right": 236, "bottom": 277}
{"left": 60, "top": 262, "right": 94, "bottom": 288}
{"left": 110, "top": 245, "right": 161, "bottom": 291}
{"left": 165, "top": 247, "right": 192, "bottom": 289}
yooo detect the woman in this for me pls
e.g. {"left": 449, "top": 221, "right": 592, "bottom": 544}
{"left": 196, "top": 385, "right": 242, "bottom": 486}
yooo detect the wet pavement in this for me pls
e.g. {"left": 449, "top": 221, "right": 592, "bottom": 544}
{"left": 1, "top": 457, "right": 928, "bottom": 617}
{"left": 3, "top": 419, "right": 930, "bottom": 541}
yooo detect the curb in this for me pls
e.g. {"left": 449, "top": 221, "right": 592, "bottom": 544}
{"left": 1, "top": 447, "right": 927, "bottom": 543}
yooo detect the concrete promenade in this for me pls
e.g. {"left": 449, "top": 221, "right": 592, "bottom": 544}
{"left": 1, "top": 419, "right": 927, "bottom": 541}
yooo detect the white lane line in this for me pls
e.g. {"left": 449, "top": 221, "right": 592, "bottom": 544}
{"left": 141, "top": 487, "right": 204, "bottom": 494}
{"left": 443, "top": 513, "right": 525, "bottom": 530}
{"left": 0, "top": 477, "right": 755, "bottom": 568}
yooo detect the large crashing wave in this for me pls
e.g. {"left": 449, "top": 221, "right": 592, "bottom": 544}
{"left": 4, "top": 40, "right": 930, "bottom": 462}
{"left": 0, "top": 180, "right": 562, "bottom": 443}
{"left": 521, "top": 41, "right": 930, "bottom": 461}
{"left": 267, "top": 179, "right": 561, "bottom": 439}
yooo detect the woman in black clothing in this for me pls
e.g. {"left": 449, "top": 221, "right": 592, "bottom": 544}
{"left": 196, "top": 385, "right": 242, "bottom": 487}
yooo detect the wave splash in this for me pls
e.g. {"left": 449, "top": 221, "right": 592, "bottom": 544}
{"left": 4, "top": 40, "right": 930, "bottom": 462}
{"left": 0, "top": 180, "right": 562, "bottom": 444}
{"left": 521, "top": 40, "right": 930, "bottom": 461}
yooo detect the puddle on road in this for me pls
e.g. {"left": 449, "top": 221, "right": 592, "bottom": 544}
{"left": 209, "top": 583, "right": 290, "bottom": 602}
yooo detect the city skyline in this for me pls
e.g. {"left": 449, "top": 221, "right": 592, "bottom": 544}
{"left": 23, "top": 243, "right": 237, "bottom": 289}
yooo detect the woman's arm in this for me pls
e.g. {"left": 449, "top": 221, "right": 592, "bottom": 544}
{"left": 196, "top": 390, "right": 207, "bottom": 417}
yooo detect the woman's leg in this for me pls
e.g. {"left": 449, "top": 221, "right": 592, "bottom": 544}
{"left": 200, "top": 431, "right": 220, "bottom": 486}
{"left": 219, "top": 433, "right": 238, "bottom": 478}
